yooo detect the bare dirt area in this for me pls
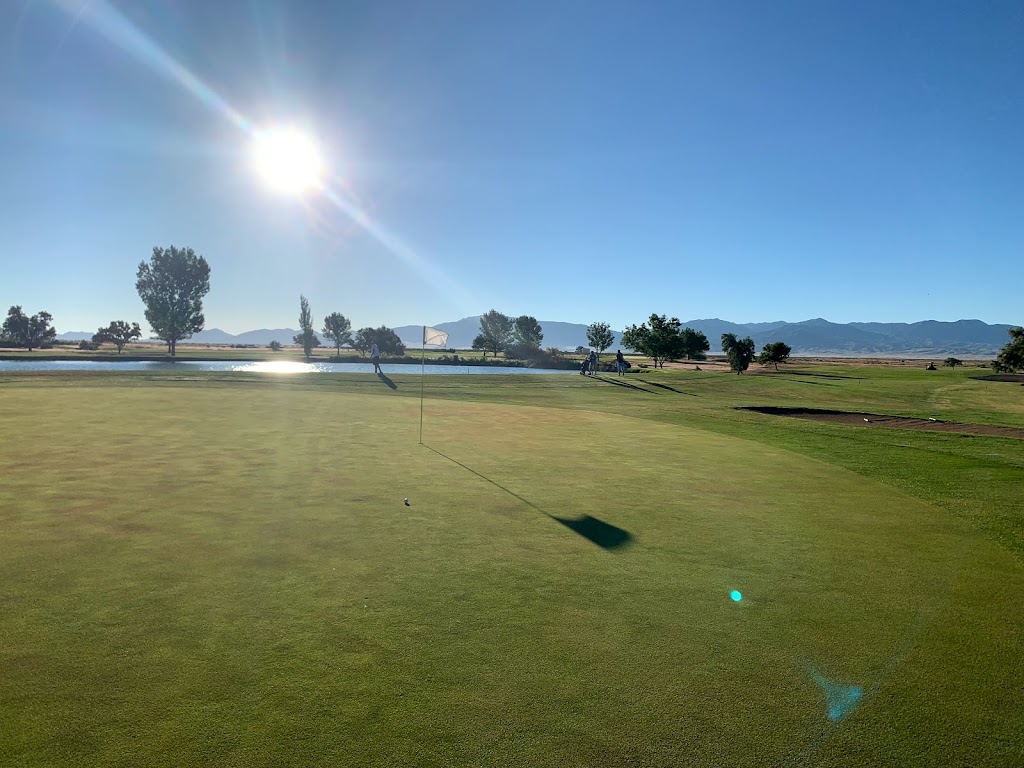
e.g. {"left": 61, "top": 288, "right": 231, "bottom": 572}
{"left": 971, "top": 374, "right": 1024, "bottom": 384}
{"left": 739, "top": 406, "right": 1024, "bottom": 439}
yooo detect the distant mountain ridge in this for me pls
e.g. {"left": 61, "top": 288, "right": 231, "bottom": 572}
{"left": 56, "top": 317, "right": 1015, "bottom": 356}
{"left": 394, "top": 317, "right": 1014, "bottom": 356}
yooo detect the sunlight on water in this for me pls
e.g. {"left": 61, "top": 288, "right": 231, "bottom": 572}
{"left": 231, "top": 361, "right": 322, "bottom": 374}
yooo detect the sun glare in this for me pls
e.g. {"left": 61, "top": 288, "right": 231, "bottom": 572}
{"left": 251, "top": 127, "right": 324, "bottom": 195}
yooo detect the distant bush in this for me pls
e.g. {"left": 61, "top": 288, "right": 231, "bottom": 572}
{"left": 268, "top": 340, "right": 282, "bottom": 352}
{"left": 78, "top": 340, "right": 100, "bottom": 351}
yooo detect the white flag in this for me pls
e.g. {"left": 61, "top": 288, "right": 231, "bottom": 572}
{"left": 423, "top": 326, "right": 449, "bottom": 347}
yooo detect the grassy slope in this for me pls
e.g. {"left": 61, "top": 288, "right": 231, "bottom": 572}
{"left": 1, "top": 366, "right": 1022, "bottom": 767}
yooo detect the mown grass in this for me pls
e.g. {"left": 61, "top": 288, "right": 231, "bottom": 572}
{"left": 0, "top": 364, "right": 1022, "bottom": 767}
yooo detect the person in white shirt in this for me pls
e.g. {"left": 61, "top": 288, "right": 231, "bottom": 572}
{"left": 371, "top": 341, "right": 382, "bottom": 374}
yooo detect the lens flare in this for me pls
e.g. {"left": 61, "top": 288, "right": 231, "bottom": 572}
{"left": 51, "top": 0, "right": 474, "bottom": 312}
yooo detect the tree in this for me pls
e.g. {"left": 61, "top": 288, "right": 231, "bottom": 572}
{"left": 322, "top": 312, "right": 353, "bottom": 355}
{"left": 992, "top": 327, "right": 1024, "bottom": 373}
{"left": 268, "top": 340, "right": 282, "bottom": 352}
{"left": 722, "top": 333, "right": 756, "bottom": 374}
{"left": 586, "top": 322, "right": 615, "bottom": 360}
{"left": 512, "top": 315, "right": 544, "bottom": 350}
{"left": 679, "top": 327, "right": 710, "bottom": 360}
{"left": 373, "top": 326, "right": 406, "bottom": 356}
{"left": 2, "top": 306, "right": 57, "bottom": 351}
{"left": 758, "top": 341, "right": 792, "bottom": 371}
{"left": 293, "top": 295, "right": 319, "bottom": 358}
{"left": 620, "top": 314, "right": 683, "bottom": 368}
{"left": 943, "top": 357, "right": 963, "bottom": 369}
{"left": 136, "top": 246, "right": 211, "bottom": 356}
{"left": 474, "top": 309, "right": 513, "bottom": 358}
{"left": 92, "top": 321, "right": 142, "bottom": 354}
{"left": 353, "top": 326, "right": 405, "bottom": 357}
{"left": 353, "top": 327, "right": 375, "bottom": 355}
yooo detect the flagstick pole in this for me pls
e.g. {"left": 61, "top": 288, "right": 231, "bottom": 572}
{"left": 419, "top": 325, "right": 425, "bottom": 444}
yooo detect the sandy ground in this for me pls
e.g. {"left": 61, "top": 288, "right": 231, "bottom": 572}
{"left": 739, "top": 406, "right": 1024, "bottom": 440}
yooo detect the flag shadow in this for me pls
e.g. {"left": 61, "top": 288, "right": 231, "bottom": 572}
{"left": 421, "top": 444, "right": 633, "bottom": 551}
{"left": 549, "top": 514, "right": 633, "bottom": 549}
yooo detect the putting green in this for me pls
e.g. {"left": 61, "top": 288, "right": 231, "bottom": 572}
{"left": 1, "top": 385, "right": 1021, "bottom": 767}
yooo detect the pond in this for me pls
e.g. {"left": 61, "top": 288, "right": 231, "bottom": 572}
{"left": 0, "top": 360, "right": 576, "bottom": 375}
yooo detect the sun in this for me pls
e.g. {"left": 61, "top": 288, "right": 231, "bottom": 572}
{"left": 251, "top": 127, "right": 324, "bottom": 195}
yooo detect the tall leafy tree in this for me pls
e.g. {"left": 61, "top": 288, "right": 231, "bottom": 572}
{"left": 373, "top": 326, "right": 406, "bottom": 356}
{"left": 353, "top": 327, "right": 375, "bottom": 355}
{"left": 512, "top": 315, "right": 544, "bottom": 349}
{"left": 992, "top": 326, "right": 1024, "bottom": 373}
{"left": 293, "top": 295, "right": 318, "bottom": 358}
{"left": 586, "top": 322, "right": 615, "bottom": 360}
{"left": 322, "top": 312, "right": 353, "bottom": 355}
{"left": 473, "top": 309, "right": 513, "bottom": 358}
{"left": 722, "top": 333, "right": 756, "bottom": 374}
{"left": 135, "top": 245, "right": 211, "bottom": 356}
{"left": 352, "top": 326, "right": 405, "bottom": 356}
{"left": 1, "top": 306, "right": 56, "bottom": 351}
{"left": 92, "top": 321, "right": 142, "bottom": 354}
{"left": 679, "top": 327, "right": 710, "bottom": 360}
{"left": 620, "top": 314, "right": 683, "bottom": 368}
{"left": 757, "top": 341, "right": 792, "bottom": 371}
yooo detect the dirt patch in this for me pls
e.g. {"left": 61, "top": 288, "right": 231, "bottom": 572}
{"left": 971, "top": 374, "right": 1024, "bottom": 384}
{"left": 739, "top": 406, "right": 1024, "bottom": 440}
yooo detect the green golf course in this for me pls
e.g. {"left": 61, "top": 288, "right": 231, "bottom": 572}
{"left": 1, "top": 364, "right": 1022, "bottom": 767}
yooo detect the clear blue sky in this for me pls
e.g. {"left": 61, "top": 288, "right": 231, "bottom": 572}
{"left": 2, "top": 0, "right": 1021, "bottom": 334}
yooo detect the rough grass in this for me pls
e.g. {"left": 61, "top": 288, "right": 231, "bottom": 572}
{"left": 1, "top": 366, "right": 1022, "bottom": 767}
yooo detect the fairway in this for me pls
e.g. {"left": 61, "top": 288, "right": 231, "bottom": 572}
{"left": 2, "top": 371, "right": 1022, "bottom": 767}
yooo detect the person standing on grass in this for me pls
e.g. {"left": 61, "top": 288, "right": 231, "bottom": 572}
{"left": 616, "top": 349, "right": 626, "bottom": 376}
{"left": 371, "top": 341, "right": 382, "bottom": 374}
{"left": 588, "top": 349, "right": 598, "bottom": 376}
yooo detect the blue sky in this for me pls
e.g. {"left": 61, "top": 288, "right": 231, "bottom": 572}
{"left": 1, "top": 0, "right": 1021, "bottom": 334}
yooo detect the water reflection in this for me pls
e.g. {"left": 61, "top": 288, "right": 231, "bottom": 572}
{"left": 0, "top": 360, "right": 575, "bottom": 375}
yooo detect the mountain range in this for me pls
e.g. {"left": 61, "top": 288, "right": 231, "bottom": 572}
{"left": 57, "top": 317, "right": 1015, "bottom": 356}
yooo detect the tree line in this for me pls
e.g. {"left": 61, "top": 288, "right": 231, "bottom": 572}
{"left": 0, "top": 245, "right": 407, "bottom": 359}
{"left": 3, "top": 243, "right": 1023, "bottom": 374}
{"left": 619, "top": 313, "right": 792, "bottom": 373}
{"left": 291, "top": 295, "right": 405, "bottom": 359}
{"left": 471, "top": 310, "right": 544, "bottom": 359}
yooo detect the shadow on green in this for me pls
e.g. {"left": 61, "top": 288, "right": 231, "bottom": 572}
{"left": 422, "top": 443, "right": 633, "bottom": 550}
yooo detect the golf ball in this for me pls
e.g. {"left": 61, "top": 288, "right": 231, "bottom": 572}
{"left": 730, "top": 590, "right": 742, "bottom": 602}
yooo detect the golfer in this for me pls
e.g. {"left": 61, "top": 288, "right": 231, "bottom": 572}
{"left": 616, "top": 349, "right": 626, "bottom": 376}
{"left": 588, "top": 349, "right": 598, "bottom": 376}
{"left": 371, "top": 341, "right": 382, "bottom": 374}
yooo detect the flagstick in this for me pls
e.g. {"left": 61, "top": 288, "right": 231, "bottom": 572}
{"left": 419, "top": 325, "right": 425, "bottom": 444}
